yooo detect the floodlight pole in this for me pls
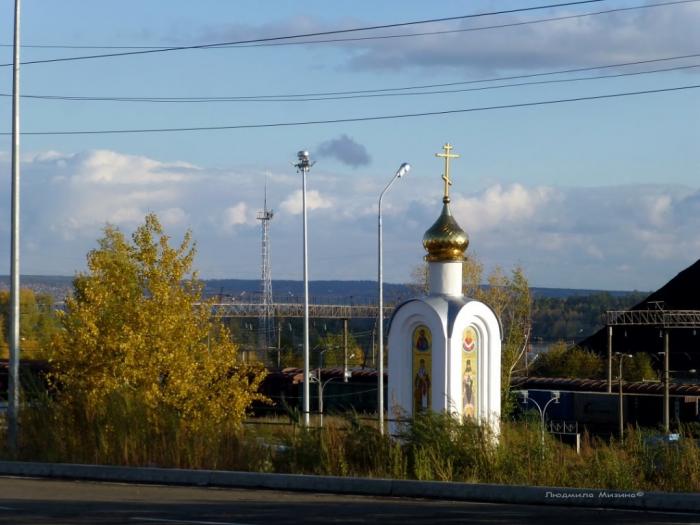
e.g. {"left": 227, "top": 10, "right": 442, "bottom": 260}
{"left": 607, "top": 325, "right": 612, "bottom": 393}
{"left": 616, "top": 352, "right": 632, "bottom": 442}
{"left": 663, "top": 330, "right": 670, "bottom": 434}
{"left": 377, "top": 162, "right": 410, "bottom": 435}
{"left": 295, "top": 150, "right": 314, "bottom": 427}
{"left": 8, "top": 0, "right": 22, "bottom": 453}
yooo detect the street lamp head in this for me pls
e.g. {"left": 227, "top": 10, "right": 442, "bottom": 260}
{"left": 396, "top": 162, "right": 411, "bottom": 178}
{"left": 295, "top": 150, "right": 314, "bottom": 170}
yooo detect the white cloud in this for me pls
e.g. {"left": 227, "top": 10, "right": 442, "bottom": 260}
{"left": 33, "top": 150, "right": 199, "bottom": 187}
{"left": 160, "top": 207, "right": 188, "bottom": 226}
{"left": 109, "top": 207, "right": 145, "bottom": 225}
{"left": 31, "top": 150, "right": 67, "bottom": 163}
{"left": 185, "top": 4, "right": 700, "bottom": 74}
{"left": 647, "top": 194, "right": 672, "bottom": 227}
{"left": 223, "top": 202, "right": 250, "bottom": 229}
{"left": 280, "top": 189, "right": 333, "bottom": 215}
{"left": 344, "top": 3, "right": 700, "bottom": 72}
{"left": 451, "top": 184, "right": 556, "bottom": 231}
{"left": 2, "top": 147, "right": 700, "bottom": 290}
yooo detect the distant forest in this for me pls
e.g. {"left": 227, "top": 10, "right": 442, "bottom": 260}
{"left": 531, "top": 291, "right": 648, "bottom": 343}
{"left": 1, "top": 276, "right": 649, "bottom": 344}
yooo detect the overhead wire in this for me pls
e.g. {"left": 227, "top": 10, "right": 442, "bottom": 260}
{"left": 3, "top": 59, "right": 699, "bottom": 103}
{"left": 0, "top": 2, "right": 695, "bottom": 138}
{"left": 220, "top": 0, "right": 700, "bottom": 50}
{"left": 1, "top": 0, "right": 696, "bottom": 53}
{"left": 0, "top": 0, "right": 610, "bottom": 67}
{"left": 2, "top": 83, "right": 698, "bottom": 136}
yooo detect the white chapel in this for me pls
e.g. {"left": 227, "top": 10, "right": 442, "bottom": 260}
{"left": 387, "top": 143, "right": 502, "bottom": 431}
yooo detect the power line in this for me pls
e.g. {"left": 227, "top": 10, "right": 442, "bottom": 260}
{"left": 223, "top": 0, "right": 700, "bottom": 50}
{"left": 2, "top": 0, "right": 696, "bottom": 52}
{"left": 4, "top": 52, "right": 699, "bottom": 102}
{"left": 3, "top": 83, "right": 698, "bottom": 136}
{"left": 4, "top": 61, "right": 699, "bottom": 104}
{"left": 0, "top": 0, "right": 608, "bottom": 67}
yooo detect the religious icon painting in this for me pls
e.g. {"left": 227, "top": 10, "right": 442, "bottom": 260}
{"left": 462, "top": 326, "right": 478, "bottom": 419}
{"left": 412, "top": 325, "right": 432, "bottom": 414}
{"left": 463, "top": 327, "right": 476, "bottom": 352}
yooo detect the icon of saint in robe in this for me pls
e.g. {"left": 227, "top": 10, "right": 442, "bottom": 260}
{"left": 414, "top": 359, "right": 431, "bottom": 412}
{"left": 463, "top": 359, "right": 474, "bottom": 416}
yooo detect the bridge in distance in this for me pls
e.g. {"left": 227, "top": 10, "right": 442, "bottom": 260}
{"left": 210, "top": 302, "right": 395, "bottom": 319}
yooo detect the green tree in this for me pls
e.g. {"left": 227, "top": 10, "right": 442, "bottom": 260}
{"left": 532, "top": 343, "right": 656, "bottom": 381}
{"left": 50, "top": 214, "right": 267, "bottom": 431}
{"left": 408, "top": 264, "right": 429, "bottom": 296}
{"left": 531, "top": 291, "right": 648, "bottom": 341}
{"left": 623, "top": 352, "right": 656, "bottom": 382}
{"left": 488, "top": 266, "right": 531, "bottom": 414}
{"left": 316, "top": 332, "right": 365, "bottom": 368}
{"left": 531, "top": 341, "right": 604, "bottom": 379}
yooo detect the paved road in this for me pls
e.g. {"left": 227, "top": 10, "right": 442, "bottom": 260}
{"left": 0, "top": 477, "right": 698, "bottom": 525}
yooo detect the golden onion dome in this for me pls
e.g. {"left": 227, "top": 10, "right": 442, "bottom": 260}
{"left": 422, "top": 201, "right": 469, "bottom": 262}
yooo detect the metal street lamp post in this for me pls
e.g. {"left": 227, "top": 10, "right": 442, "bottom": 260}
{"left": 615, "top": 352, "right": 633, "bottom": 442}
{"left": 378, "top": 162, "right": 410, "bottom": 435}
{"left": 294, "top": 150, "right": 314, "bottom": 427}
{"left": 310, "top": 374, "right": 339, "bottom": 428}
{"left": 8, "top": 0, "right": 22, "bottom": 452}
{"left": 517, "top": 390, "right": 560, "bottom": 451}
{"left": 607, "top": 325, "right": 613, "bottom": 393}
{"left": 317, "top": 346, "right": 327, "bottom": 426}
{"left": 311, "top": 346, "right": 343, "bottom": 427}
{"left": 663, "top": 330, "right": 670, "bottom": 434}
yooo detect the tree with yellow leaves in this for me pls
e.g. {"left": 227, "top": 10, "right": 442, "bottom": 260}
{"left": 0, "top": 288, "right": 59, "bottom": 360}
{"left": 50, "top": 214, "right": 266, "bottom": 433}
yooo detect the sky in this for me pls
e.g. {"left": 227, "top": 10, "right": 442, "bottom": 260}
{"left": 0, "top": 0, "right": 699, "bottom": 291}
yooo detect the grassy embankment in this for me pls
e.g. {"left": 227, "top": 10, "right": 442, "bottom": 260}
{"left": 7, "top": 393, "right": 700, "bottom": 493}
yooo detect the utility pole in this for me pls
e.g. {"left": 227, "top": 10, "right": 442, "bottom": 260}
{"left": 277, "top": 321, "right": 282, "bottom": 369}
{"left": 607, "top": 325, "right": 613, "bottom": 393}
{"left": 257, "top": 181, "right": 274, "bottom": 359}
{"left": 8, "top": 0, "right": 22, "bottom": 453}
{"left": 343, "top": 319, "right": 349, "bottom": 382}
{"left": 616, "top": 352, "right": 632, "bottom": 442}
{"left": 663, "top": 330, "right": 670, "bottom": 434}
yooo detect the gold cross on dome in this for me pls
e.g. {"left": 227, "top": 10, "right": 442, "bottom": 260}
{"left": 435, "top": 143, "right": 460, "bottom": 203}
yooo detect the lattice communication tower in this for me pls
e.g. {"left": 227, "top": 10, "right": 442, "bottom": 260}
{"left": 257, "top": 184, "right": 274, "bottom": 354}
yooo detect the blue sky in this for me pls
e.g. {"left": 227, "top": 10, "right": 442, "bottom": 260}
{"left": 1, "top": 0, "right": 699, "bottom": 290}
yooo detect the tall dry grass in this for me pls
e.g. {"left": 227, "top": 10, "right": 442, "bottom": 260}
{"left": 8, "top": 395, "right": 700, "bottom": 492}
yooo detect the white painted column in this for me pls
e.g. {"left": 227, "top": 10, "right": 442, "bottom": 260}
{"left": 428, "top": 261, "right": 462, "bottom": 296}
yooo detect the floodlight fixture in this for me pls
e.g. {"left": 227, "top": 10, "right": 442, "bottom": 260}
{"left": 396, "top": 163, "right": 411, "bottom": 178}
